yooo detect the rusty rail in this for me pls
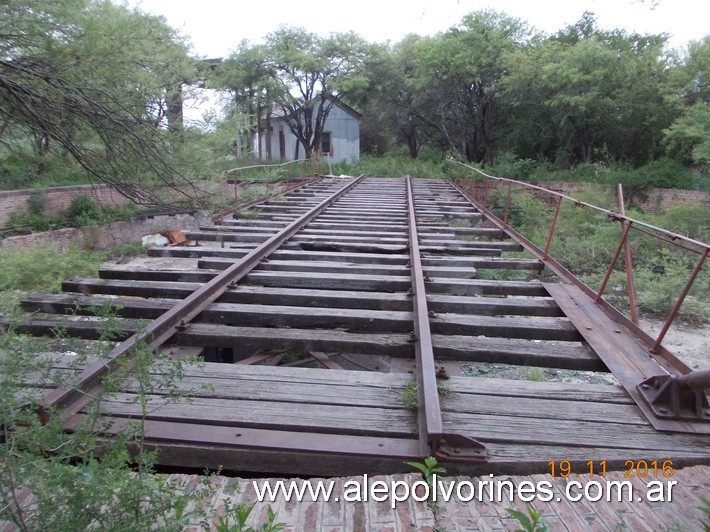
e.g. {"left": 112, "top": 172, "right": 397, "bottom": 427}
{"left": 405, "top": 177, "right": 487, "bottom": 463}
{"left": 41, "top": 175, "right": 363, "bottom": 421}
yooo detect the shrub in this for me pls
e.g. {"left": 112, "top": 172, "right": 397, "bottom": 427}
{"left": 67, "top": 195, "right": 102, "bottom": 226}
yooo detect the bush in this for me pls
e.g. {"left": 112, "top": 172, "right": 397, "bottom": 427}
{"left": 500, "top": 187, "right": 709, "bottom": 322}
{"left": 67, "top": 195, "right": 102, "bottom": 226}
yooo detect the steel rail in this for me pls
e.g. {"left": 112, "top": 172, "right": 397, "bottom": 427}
{"left": 41, "top": 176, "right": 365, "bottom": 420}
{"left": 405, "top": 177, "right": 487, "bottom": 463}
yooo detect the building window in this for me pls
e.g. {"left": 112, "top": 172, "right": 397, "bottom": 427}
{"left": 321, "top": 131, "right": 332, "bottom": 155}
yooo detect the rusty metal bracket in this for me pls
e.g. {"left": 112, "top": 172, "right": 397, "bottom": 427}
{"left": 637, "top": 369, "right": 710, "bottom": 422}
{"left": 432, "top": 433, "right": 488, "bottom": 463}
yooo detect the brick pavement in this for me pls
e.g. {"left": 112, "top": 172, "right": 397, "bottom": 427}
{"left": 181, "top": 465, "right": 710, "bottom": 531}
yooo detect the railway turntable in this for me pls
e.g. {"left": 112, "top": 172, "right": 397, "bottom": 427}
{"left": 5, "top": 176, "right": 710, "bottom": 477}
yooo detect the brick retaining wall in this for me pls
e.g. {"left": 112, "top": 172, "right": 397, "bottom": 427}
{"left": 535, "top": 182, "right": 710, "bottom": 213}
{"left": 0, "top": 180, "right": 241, "bottom": 229}
{"left": 2, "top": 180, "right": 707, "bottom": 230}
{"left": 0, "top": 212, "right": 212, "bottom": 251}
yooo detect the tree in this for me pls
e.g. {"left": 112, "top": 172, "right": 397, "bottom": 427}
{"left": 359, "top": 36, "right": 434, "bottom": 158}
{"left": 264, "top": 27, "right": 370, "bottom": 159}
{"left": 500, "top": 13, "right": 674, "bottom": 166}
{"left": 665, "top": 36, "right": 710, "bottom": 167}
{"left": 404, "top": 11, "right": 529, "bottom": 164}
{"left": 0, "top": 0, "right": 201, "bottom": 204}
{"left": 215, "top": 41, "right": 275, "bottom": 159}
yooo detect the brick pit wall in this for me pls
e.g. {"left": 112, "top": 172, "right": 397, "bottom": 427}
{"left": 0, "top": 212, "right": 212, "bottom": 251}
{"left": 1, "top": 180, "right": 707, "bottom": 250}
{"left": 0, "top": 180, "right": 304, "bottom": 250}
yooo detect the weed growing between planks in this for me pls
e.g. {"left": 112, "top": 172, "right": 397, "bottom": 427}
{"left": 0, "top": 304, "right": 218, "bottom": 529}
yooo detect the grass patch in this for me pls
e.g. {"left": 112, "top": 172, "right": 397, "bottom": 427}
{"left": 0, "top": 244, "right": 106, "bottom": 313}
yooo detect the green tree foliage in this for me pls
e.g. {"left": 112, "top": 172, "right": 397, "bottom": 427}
{"left": 0, "top": 0, "right": 203, "bottom": 203}
{"left": 209, "top": 10, "right": 706, "bottom": 181}
{"left": 665, "top": 36, "right": 710, "bottom": 167}
{"left": 216, "top": 28, "right": 371, "bottom": 160}
{"left": 501, "top": 13, "right": 674, "bottom": 166}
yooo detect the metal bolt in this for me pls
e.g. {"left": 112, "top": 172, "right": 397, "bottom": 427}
{"left": 658, "top": 407, "right": 668, "bottom": 414}
{"left": 640, "top": 384, "right": 650, "bottom": 390}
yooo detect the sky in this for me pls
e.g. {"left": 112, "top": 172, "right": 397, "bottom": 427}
{"left": 130, "top": 0, "right": 709, "bottom": 58}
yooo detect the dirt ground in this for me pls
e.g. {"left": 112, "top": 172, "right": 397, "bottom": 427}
{"left": 641, "top": 318, "right": 709, "bottom": 371}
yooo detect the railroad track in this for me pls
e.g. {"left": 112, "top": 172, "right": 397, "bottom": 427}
{"left": 7, "top": 176, "right": 710, "bottom": 476}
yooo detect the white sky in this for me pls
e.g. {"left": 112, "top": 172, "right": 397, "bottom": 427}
{"left": 131, "top": 0, "right": 708, "bottom": 58}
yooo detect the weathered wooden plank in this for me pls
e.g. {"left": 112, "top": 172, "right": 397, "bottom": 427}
{"left": 148, "top": 246, "right": 250, "bottom": 259}
{"left": 66, "top": 416, "right": 423, "bottom": 476}
{"left": 243, "top": 271, "right": 411, "bottom": 292}
{"left": 24, "top": 295, "right": 414, "bottom": 334}
{"left": 183, "top": 231, "right": 270, "bottom": 243}
{"left": 117, "top": 371, "right": 407, "bottom": 408}
{"left": 432, "top": 334, "right": 604, "bottom": 371}
{"left": 319, "top": 208, "right": 406, "bottom": 217}
{"left": 291, "top": 234, "right": 410, "bottom": 245}
{"left": 63, "top": 278, "right": 199, "bottom": 299}
{"left": 199, "top": 225, "right": 281, "bottom": 233}
{"left": 449, "top": 375, "right": 631, "bottom": 404}
{"left": 423, "top": 246, "right": 502, "bottom": 257}
{"left": 173, "top": 324, "right": 415, "bottom": 357}
{"left": 445, "top": 411, "right": 710, "bottom": 452}
{"left": 221, "top": 285, "right": 412, "bottom": 311}
{"left": 431, "top": 313, "right": 581, "bottom": 341}
{"left": 96, "top": 393, "right": 416, "bottom": 437}
{"left": 197, "top": 258, "right": 411, "bottom": 276}
{"left": 422, "top": 241, "right": 523, "bottom": 252}
{"left": 98, "top": 269, "right": 218, "bottom": 282}
{"left": 442, "top": 388, "right": 646, "bottom": 425}
{"left": 423, "top": 256, "right": 543, "bottom": 271}
{"left": 61, "top": 281, "right": 414, "bottom": 310}
{"left": 49, "top": 356, "right": 412, "bottom": 389}
{"left": 7, "top": 316, "right": 136, "bottom": 341}
{"left": 199, "top": 303, "right": 413, "bottom": 333}
{"left": 22, "top": 293, "right": 174, "bottom": 319}
{"left": 427, "top": 294, "right": 562, "bottom": 317}
{"left": 312, "top": 215, "right": 407, "bottom": 224}
{"left": 153, "top": 247, "right": 411, "bottom": 265}
{"left": 307, "top": 221, "right": 407, "bottom": 232}
{"left": 427, "top": 278, "right": 548, "bottom": 297}
{"left": 299, "top": 228, "right": 411, "bottom": 238}
{"left": 289, "top": 241, "right": 409, "bottom": 254}
{"left": 419, "top": 228, "right": 507, "bottom": 239}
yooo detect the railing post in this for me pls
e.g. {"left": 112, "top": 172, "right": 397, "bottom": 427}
{"left": 503, "top": 182, "right": 512, "bottom": 226}
{"left": 617, "top": 184, "right": 639, "bottom": 325}
{"left": 651, "top": 248, "right": 709, "bottom": 353}
{"left": 595, "top": 220, "right": 633, "bottom": 302}
{"left": 543, "top": 197, "right": 563, "bottom": 260}
{"left": 236, "top": 179, "right": 239, "bottom": 211}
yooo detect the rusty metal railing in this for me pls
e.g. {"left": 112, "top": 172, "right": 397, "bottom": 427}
{"left": 449, "top": 161, "right": 709, "bottom": 366}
